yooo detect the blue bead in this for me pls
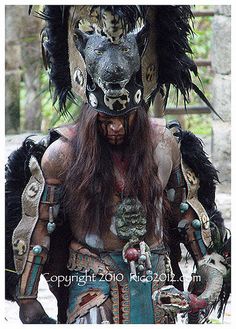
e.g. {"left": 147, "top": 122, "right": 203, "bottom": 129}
{"left": 32, "top": 245, "right": 42, "bottom": 255}
{"left": 192, "top": 219, "right": 201, "bottom": 229}
{"left": 138, "top": 264, "right": 145, "bottom": 271}
{"left": 180, "top": 202, "right": 189, "bottom": 213}
{"left": 166, "top": 188, "right": 175, "bottom": 202}
{"left": 139, "top": 254, "right": 147, "bottom": 262}
{"left": 47, "top": 222, "right": 56, "bottom": 234}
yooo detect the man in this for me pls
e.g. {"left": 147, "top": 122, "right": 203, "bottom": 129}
{"left": 5, "top": 5, "right": 230, "bottom": 324}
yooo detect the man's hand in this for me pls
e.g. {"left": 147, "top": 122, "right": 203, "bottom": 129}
{"left": 19, "top": 299, "right": 56, "bottom": 324}
{"left": 152, "top": 285, "right": 207, "bottom": 314}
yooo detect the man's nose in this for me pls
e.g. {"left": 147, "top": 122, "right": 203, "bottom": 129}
{"left": 109, "top": 119, "right": 123, "bottom": 133}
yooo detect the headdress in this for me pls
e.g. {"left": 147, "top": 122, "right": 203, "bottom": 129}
{"left": 38, "top": 5, "right": 216, "bottom": 117}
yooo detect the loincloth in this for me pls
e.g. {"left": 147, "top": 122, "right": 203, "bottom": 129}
{"left": 66, "top": 244, "right": 172, "bottom": 324}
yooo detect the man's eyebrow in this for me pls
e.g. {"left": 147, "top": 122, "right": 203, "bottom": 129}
{"left": 98, "top": 116, "right": 110, "bottom": 121}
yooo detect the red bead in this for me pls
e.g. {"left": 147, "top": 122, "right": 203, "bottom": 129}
{"left": 125, "top": 248, "right": 139, "bottom": 261}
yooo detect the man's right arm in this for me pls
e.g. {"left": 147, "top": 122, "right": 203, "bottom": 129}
{"left": 17, "top": 138, "right": 69, "bottom": 323}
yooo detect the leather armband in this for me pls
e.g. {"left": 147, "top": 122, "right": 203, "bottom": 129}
{"left": 176, "top": 161, "right": 212, "bottom": 262}
{"left": 12, "top": 155, "right": 63, "bottom": 300}
{"left": 40, "top": 183, "right": 63, "bottom": 233}
{"left": 16, "top": 245, "right": 48, "bottom": 300}
{"left": 166, "top": 166, "right": 186, "bottom": 205}
{"left": 12, "top": 156, "right": 45, "bottom": 275}
{"left": 167, "top": 159, "right": 212, "bottom": 262}
{"left": 41, "top": 184, "right": 62, "bottom": 205}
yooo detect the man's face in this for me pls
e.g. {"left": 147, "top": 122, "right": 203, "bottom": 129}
{"left": 97, "top": 111, "right": 136, "bottom": 145}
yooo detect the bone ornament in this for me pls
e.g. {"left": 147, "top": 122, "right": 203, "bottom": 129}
{"left": 124, "top": 241, "right": 152, "bottom": 277}
{"left": 152, "top": 285, "right": 207, "bottom": 314}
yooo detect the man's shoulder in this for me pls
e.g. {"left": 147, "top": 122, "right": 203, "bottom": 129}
{"left": 150, "top": 117, "right": 181, "bottom": 168}
{"left": 41, "top": 128, "right": 74, "bottom": 181}
{"left": 149, "top": 117, "right": 175, "bottom": 147}
{"left": 52, "top": 123, "right": 77, "bottom": 141}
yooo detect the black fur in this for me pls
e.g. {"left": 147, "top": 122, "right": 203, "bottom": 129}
{"left": 40, "top": 5, "right": 146, "bottom": 116}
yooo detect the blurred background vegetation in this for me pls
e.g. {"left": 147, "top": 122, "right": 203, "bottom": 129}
{"left": 5, "top": 5, "right": 214, "bottom": 136}
{"left": 165, "top": 5, "right": 214, "bottom": 136}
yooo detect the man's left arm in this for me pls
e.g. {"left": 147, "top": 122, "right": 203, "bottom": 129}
{"left": 158, "top": 122, "right": 230, "bottom": 314}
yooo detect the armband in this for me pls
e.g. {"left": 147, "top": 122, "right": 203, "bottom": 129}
{"left": 40, "top": 184, "right": 63, "bottom": 233}
{"left": 12, "top": 156, "right": 45, "bottom": 275}
{"left": 168, "top": 161, "right": 212, "bottom": 262}
{"left": 16, "top": 245, "right": 48, "bottom": 299}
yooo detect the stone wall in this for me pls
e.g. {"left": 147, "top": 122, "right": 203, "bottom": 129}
{"left": 211, "top": 6, "right": 231, "bottom": 193}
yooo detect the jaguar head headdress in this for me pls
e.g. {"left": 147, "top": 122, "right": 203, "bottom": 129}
{"left": 38, "top": 5, "right": 216, "bottom": 117}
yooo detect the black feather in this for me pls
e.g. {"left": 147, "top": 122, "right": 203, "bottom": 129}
{"left": 151, "top": 6, "right": 197, "bottom": 104}
{"left": 93, "top": 5, "right": 147, "bottom": 33}
{"left": 39, "top": 6, "right": 72, "bottom": 115}
{"left": 179, "top": 130, "right": 219, "bottom": 210}
{"left": 192, "top": 83, "right": 223, "bottom": 120}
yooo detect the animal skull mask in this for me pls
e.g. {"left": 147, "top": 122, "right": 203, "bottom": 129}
{"left": 41, "top": 6, "right": 211, "bottom": 118}
{"left": 68, "top": 7, "right": 146, "bottom": 115}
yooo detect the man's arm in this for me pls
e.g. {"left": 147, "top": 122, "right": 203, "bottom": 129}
{"left": 158, "top": 123, "right": 229, "bottom": 314}
{"left": 16, "top": 138, "right": 69, "bottom": 323}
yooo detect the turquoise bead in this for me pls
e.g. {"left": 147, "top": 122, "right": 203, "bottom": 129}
{"left": 138, "top": 264, "right": 145, "bottom": 272}
{"left": 180, "top": 202, "right": 189, "bottom": 213}
{"left": 192, "top": 219, "right": 201, "bottom": 229}
{"left": 139, "top": 254, "right": 147, "bottom": 262}
{"left": 47, "top": 222, "right": 56, "bottom": 234}
{"left": 32, "top": 245, "right": 42, "bottom": 255}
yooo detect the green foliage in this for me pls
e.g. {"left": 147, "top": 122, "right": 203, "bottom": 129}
{"left": 190, "top": 10, "right": 213, "bottom": 59}
{"left": 40, "top": 73, "right": 83, "bottom": 132}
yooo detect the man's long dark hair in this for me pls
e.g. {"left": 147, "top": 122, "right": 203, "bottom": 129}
{"left": 63, "top": 103, "right": 164, "bottom": 242}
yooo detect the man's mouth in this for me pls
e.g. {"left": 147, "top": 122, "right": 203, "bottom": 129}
{"left": 107, "top": 134, "right": 124, "bottom": 138}
{"left": 107, "top": 135, "right": 124, "bottom": 144}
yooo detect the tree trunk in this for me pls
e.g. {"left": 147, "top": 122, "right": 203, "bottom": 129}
{"left": 21, "top": 7, "right": 43, "bottom": 132}
{"left": 5, "top": 6, "right": 23, "bottom": 133}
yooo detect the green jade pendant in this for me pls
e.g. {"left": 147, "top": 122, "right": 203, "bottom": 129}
{"left": 113, "top": 197, "right": 152, "bottom": 277}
